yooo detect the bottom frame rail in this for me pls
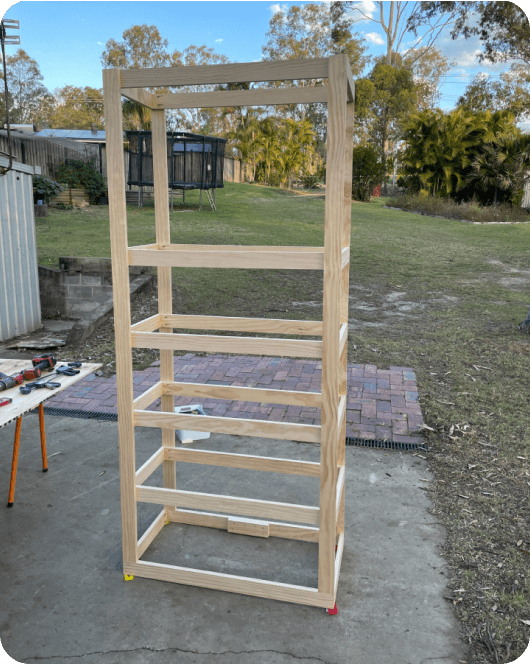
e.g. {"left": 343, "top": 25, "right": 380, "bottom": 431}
{"left": 166, "top": 507, "right": 319, "bottom": 542}
{"left": 124, "top": 560, "right": 335, "bottom": 608}
{"left": 137, "top": 508, "right": 167, "bottom": 558}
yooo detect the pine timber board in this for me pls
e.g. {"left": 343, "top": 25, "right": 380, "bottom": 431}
{"left": 166, "top": 508, "right": 320, "bottom": 542}
{"left": 128, "top": 244, "right": 325, "bottom": 270}
{"left": 132, "top": 382, "right": 162, "bottom": 411}
{"left": 135, "top": 447, "right": 165, "bottom": 486}
{"left": 164, "top": 447, "right": 321, "bottom": 477}
{"left": 161, "top": 381, "right": 322, "bottom": 408}
{"left": 131, "top": 314, "right": 162, "bottom": 332}
{"left": 136, "top": 485, "right": 320, "bottom": 524}
{"left": 125, "top": 560, "right": 334, "bottom": 608}
{"left": 160, "top": 314, "right": 323, "bottom": 336}
{"left": 133, "top": 409, "right": 321, "bottom": 443}
{"left": 154, "top": 86, "right": 328, "bottom": 110}
{"left": 119, "top": 58, "right": 329, "bottom": 89}
{"left": 137, "top": 508, "right": 166, "bottom": 558}
{"left": 227, "top": 517, "right": 270, "bottom": 538}
{"left": 131, "top": 331, "right": 323, "bottom": 358}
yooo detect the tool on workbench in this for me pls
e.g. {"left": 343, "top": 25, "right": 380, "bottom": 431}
{"left": 0, "top": 371, "right": 24, "bottom": 391}
{"left": 22, "top": 355, "right": 57, "bottom": 380}
{"left": 67, "top": 362, "right": 82, "bottom": 368}
{"left": 0, "top": 397, "right": 13, "bottom": 407}
{"left": 18, "top": 364, "right": 79, "bottom": 395}
{"left": 19, "top": 380, "right": 61, "bottom": 395}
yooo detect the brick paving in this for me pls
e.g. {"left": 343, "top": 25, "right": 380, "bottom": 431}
{"left": 46, "top": 353, "right": 425, "bottom": 444}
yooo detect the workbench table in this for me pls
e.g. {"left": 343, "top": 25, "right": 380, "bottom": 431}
{"left": 0, "top": 359, "right": 101, "bottom": 506}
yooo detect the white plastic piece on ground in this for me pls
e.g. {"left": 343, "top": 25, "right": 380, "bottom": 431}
{"left": 174, "top": 404, "right": 211, "bottom": 444}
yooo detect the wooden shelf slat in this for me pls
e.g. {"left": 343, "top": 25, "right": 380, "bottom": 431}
{"left": 136, "top": 485, "right": 320, "bottom": 524}
{"left": 161, "top": 314, "right": 323, "bottom": 336}
{"left": 166, "top": 508, "right": 320, "bottom": 542}
{"left": 128, "top": 244, "right": 325, "bottom": 270}
{"left": 161, "top": 380, "right": 321, "bottom": 408}
{"left": 132, "top": 331, "right": 322, "bottom": 358}
{"left": 165, "top": 447, "right": 321, "bottom": 477}
{"left": 133, "top": 409, "right": 321, "bottom": 443}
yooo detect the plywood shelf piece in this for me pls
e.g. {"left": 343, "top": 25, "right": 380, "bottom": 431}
{"left": 104, "top": 53, "right": 353, "bottom": 611}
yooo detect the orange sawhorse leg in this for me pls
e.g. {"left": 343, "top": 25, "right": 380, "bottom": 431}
{"left": 38, "top": 403, "right": 48, "bottom": 473}
{"left": 7, "top": 416, "right": 23, "bottom": 507}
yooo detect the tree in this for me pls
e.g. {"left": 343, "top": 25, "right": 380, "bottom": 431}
{"left": 457, "top": 68, "right": 530, "bottom": 123}
{"left": 0, "top": 48, "right": 50, "bottom": 124}
{"left": 411, "top": 2, "right": 530, "bottom": 66}
{"left": 400, "top": 108, "right": 519, "bottom": 201}
{"left": 228, "top": 109, "right": 265, "bottom": 181}
{"left": 351, "top": 145, "right": 386, "bottom": 201}
{"left": 101, "top": 24, "right": 171, "bottom": 70}
{"left": 402, "top": 46, "right": 454, "bottom": 110}
{"left": 367, "top": 61, "right": 417, "bottom": 191}
{"left": 468, "top": 134, "right": 530, "bottom": 206}
{"left": 262, "top": 3, "right": 368, "bottom": 141}
{"left": 332, "top": 1, "right": 459, "bottom": 67}
{"left": 48, "top": 85, "right": 104, "bottom": 129}
{"left": 276, "top": 118, "right": 316, "bottom": 188}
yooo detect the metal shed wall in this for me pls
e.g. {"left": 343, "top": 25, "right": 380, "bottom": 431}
{"left": 0, "top": 157, "right": 42, "bottom": 341}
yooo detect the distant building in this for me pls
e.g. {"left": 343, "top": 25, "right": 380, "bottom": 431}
{"left": 35, "top": 128, "right": 106, "bottom": 145}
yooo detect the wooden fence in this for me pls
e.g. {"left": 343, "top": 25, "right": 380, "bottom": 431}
{"left": 0, "top": 132, "right": 100, "bottom": 180}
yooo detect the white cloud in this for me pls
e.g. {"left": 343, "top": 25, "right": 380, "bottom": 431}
{"left": 215, "top": 39, "right": 223, "bottom": 43}
{"left": 97, "top": 41, "right": 104, "bottom": 46}
{"left": 365, "top": 32, "right": 384, "bottom": 46}
{"left": 269, "top": 3, "right": 287, "bottom": 15}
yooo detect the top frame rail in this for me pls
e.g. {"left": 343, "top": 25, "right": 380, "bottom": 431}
{"left": 119, "top": 58, "right": 329, "bottom": 89}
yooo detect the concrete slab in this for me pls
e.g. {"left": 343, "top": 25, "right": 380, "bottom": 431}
{"left": 0, "top": 416, "right": 467, "bottom": 664}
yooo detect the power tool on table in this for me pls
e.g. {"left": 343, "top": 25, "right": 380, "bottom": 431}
{"left": 21, "top": 355, "right": 57, "bottom": 380}
{"left": 0, "top": 371, "right": 24, "bottom": 391}
{"left": 0, "top": 355, "right": 57, "bottom": 390}
{"left": 19, "top": 364, "right": 81, "bottom": 395}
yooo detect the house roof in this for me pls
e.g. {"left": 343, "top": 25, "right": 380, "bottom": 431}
{"left": 35, "top": 129, "right": 106, "bottom": 142}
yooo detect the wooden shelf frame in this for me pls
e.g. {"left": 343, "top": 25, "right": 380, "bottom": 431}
{"left": 103, "top": 55, "right": 354, "bottom": 609}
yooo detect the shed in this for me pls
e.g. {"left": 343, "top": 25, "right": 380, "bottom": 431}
{"left": 0, "top": 157, "right": 42, "bottom": 341}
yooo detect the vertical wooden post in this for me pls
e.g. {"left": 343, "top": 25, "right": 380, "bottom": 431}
{"left": 151, "top": 110, "right": 176, "bottom": 511}
{"left": 337, "top": 96, "right": 355, "bottom": 539}
{"left": 319, "top": 54, "right": 348, "bottom": 596}
{"left": 103, "top": 68, "right": 137, "bottom": 563}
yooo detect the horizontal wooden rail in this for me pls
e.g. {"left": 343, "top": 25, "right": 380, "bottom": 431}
{"left": 166, "top": 508, "right": 320, "bottom": 542}
{"left": 128, "top": 244, "right": 325, "bottom": 270}
{"left": 165, "top": 447, "right": 321, "bottom": 477}
{"left": 154, "top": 86, "right": 328, "bottom": 110}
{"left": 132, "top": 331, "right": 323, "bottom": 359}
{"left": 132, "top": 382, "right": 162, "bottom": 411}
{"left": 131, "top": 314, "right": 162, "bottom": 332}
{"left": 125, "top": 560, "right": 333, "bottom": 607}
{"left": 119, "top": 58, "right": 329, "bottom": 89}
{"left": 137, "top": 508, "right": 166, "bottom": 558}
{"left": 133, "top": 409, "right": 321, "bottom": 443}
{"left": 161, "top": 314, "right": 323, "bottom": 336}
{"left": 135, "top": 447, "right": 165, "bottom": 486}
{"left": 121, "top": 87, "right": 156, "bottom": 108}
{"left": 136, "top": 485, "right": 320, "bottom": 524}
{"left": 161, "top": 381, "right": 322, "bottom": 408}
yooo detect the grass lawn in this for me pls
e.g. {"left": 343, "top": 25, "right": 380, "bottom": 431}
{"left": 37, "top": 183, "right": 530, "bottom": 662}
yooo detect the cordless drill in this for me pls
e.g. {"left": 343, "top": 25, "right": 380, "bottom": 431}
{"left": 0, "top": 372, "right": 24, "bottom": 391}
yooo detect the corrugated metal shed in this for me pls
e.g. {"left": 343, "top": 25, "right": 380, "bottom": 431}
{"left": 0, "top": 157, "right": 42, "bottom": 341}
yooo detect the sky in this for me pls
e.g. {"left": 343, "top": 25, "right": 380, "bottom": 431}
{"left": 1, "top": 0, "right": 529, "bottom": 120}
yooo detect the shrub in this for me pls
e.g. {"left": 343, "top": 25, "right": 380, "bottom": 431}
{"left": 351, "top": 145, "right": 386, "bottom": 202}
{"left": 56, "top": 159, "right": 107, "bottom": 203}
{"left": 32, "top": 176, "right": 63, "bottom": 203}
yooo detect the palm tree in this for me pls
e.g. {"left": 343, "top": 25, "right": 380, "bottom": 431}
{"left": 276, "top": 118, "right": 316, "bottom": 188}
